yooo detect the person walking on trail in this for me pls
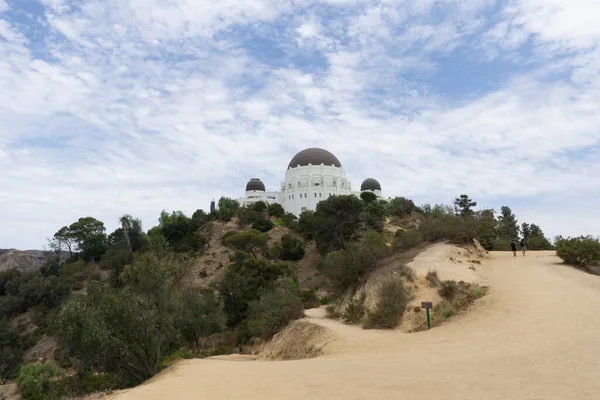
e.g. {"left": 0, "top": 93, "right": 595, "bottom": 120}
{"left": 520, "top": 238, "right": 526, "bottom": 256}
{"left": 510, "top": 239, "right": 517, "bottom": 257}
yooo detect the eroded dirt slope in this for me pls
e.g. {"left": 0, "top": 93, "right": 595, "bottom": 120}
{"left": 109, "top": 250, "right": 600, "bottom": 400}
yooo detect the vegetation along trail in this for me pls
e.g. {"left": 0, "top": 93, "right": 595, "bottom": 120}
{"left": 110, "top": 251, "right": 600, "bottom": 400}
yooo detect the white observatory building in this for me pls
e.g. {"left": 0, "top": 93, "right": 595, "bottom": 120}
{"left": 239, "top": 148, "right": 383, "bottom": 216}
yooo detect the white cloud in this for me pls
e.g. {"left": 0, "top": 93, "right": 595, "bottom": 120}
{"left": 2, "top": 0, "right": 600, "bottom": 249}
{"left": 0, "top": 0, "right": 8, "bottom": 13}
{"left": 507, "top": 0, "right": 600, "bottom": 50}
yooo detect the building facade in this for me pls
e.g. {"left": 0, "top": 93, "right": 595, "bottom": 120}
{"left": 238, "top": 148, "right": 384, "bottom": 216}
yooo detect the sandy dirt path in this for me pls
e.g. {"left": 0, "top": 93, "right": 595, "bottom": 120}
{"left": 110, "top": 251, "right": 600, "bottom": 399}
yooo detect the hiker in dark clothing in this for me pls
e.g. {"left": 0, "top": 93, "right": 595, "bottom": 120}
{"left": 520, "top": 238, "right": 526, "bottom": 256}
{"left": 510, "top": 240, "right": 517, "bottom": 257}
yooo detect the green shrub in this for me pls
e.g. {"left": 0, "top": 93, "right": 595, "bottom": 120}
{"left": 527, "top": 235, "right": 554, "bottom": 250}
{"left": 319, "top": 231, "right": 389, "bottom": 291}
{"left": 199, "top": 269, "right": 208, "bottom": 278}
{"left": 394, "top": 229, "right": 424, "bottom": 252}
{"left": 471, "top": 285, "right": 483, "bottom": 298}
{"left": 343, "top": 293, "right": 366, "bottom": 324}
{"left": 252, "top": 201, "right": 268, "bottom": 213}
{"left": 279, "top": 234, "right": 305, "bottom": 261}
{"left": 267, "top": 203, "right": 285, "bottom": 218}
{"left": 221, "top": 230, "right": 237, "bottom": 245}
{"left": 425, "top": 270, "right": 440, "bottom": 287}
{"left": 237, "top": 207, "right": 261, "bottom": 225}
{"left": 441, "top": 302, "right": 455, "bottom": 319}
{"left": 17, "top": 362, "right": 66, "bottom": 400}
{"left": 251, "top": 218, "right": 274, "bottom": 232}
{"left": 555, "top": 236, "right": 600, "bottom": 270}
{"left": 364, "top": 279, "right": 409, "bottom": 329}
{"left": 246, "top": 280, "right": 304, "bottom": 340}
{"left": 300, "top": 289, "right": 320, "bottom": 309}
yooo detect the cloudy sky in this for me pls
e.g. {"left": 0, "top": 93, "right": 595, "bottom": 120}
{"left": 1, "top": 0, "right": 600, "bottom": 249}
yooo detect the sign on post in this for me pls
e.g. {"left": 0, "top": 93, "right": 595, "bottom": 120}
{"left": 421, "top": 301, "right": 433, "bottom": 329}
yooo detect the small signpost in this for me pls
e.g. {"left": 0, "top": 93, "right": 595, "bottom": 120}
{"left": 421, "top": 301, "right": 433, "bottom": 329}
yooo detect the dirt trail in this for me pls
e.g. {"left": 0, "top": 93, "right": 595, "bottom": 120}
{"left": 109, "top": 251, "right": 600, "bottom": 399}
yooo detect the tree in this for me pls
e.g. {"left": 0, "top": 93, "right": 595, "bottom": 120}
{"left": 251, "top": 201, "right": 267, "bottom": 213}
{"left": 246, "top": 279, "right": 304, "bottom": 340}
{"left": 251, "top": 218, "right": 274, "bottom": 232}
{"left": 319, "top": 231, "right": 389, "bottom": 291}
{"left": 267, "top": 203, "right": 285, "bottom": 219}
{"left": 1, "top": 318, "right": 25, "bottom": 378}
{"left": 278, "top": 234, "right": 305, "bottom": 261}
{"left": 521, "top": 223, "right": 531, "bottom": 240}
{"left": 59, "top": 252, "right": 195, "bottom": 384}
{"left": 16, "top": 362, "right": 66, "bottom": 400}
{"left": 54, "top": 226, "right": 75, "bottom": 259}
{"left": 363, "top": 201, "right": 386, "bottom": 233}
{"left": 224, "top": 230, "right": 269, "bottom": 258}
{"left": 191, "top": 209, "right": 211, "bottom": 231}
{"left": 387, "top": 197, "right": 419, "bottom": 217}
{"left": 312, "top": 195, "right": 365, "bottom": 253}
{"left": 473, "top": 209, "right": 498, "bottom": 250}
{"left": 454, "top": 195, "right": 477, "bottom": 219}
{"left": 497, "top": 206, "right": 519, "bottom": 240}
{"left": 176, "top": 288, "right": 226, "bottom": 355}
{"left": 218, "top": 256, "right": 297, "bottom": 327}
{"left": 216, "top": 197, "right": 239, "bottom": 221}
{"left": 360, "top": 191, "right": 377, "bottom": 203}
{"left": 155, "top": 210, "right": 206, "bottom": 253}
{"left": 54, "top": 217, "right": 108, "bottom": 259}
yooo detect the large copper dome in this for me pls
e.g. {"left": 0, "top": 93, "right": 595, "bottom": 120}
{"left": 287, "top": 148, "right": 342, "bottom": 169}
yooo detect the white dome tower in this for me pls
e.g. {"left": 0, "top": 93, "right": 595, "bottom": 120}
{"left": 281, "top": 148, "right": 351, "bottom": 216}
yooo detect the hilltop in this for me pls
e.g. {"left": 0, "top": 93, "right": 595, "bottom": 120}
{"left": 2, "top": 193, "right": 599, "bottom": 400}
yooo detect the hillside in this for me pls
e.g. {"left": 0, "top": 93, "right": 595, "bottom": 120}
{"left": 0, "top": 249, "right": 47, "bottom": 273}
{"left": 106, "top": 249, "right": 600, "bottom": 400}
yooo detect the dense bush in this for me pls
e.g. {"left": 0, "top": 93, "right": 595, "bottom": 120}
{"left": 0, "top": 318, "right": 27, "bottom": 378}
{"left": 360, "top": 191, "right": 377, "bottom": 203}
{"left": 246, "top": 280, "right": 304, "bottom": 340}
{"left": 267, "top": 203, "right": 285, "bottom": 218}
{"left": 252, "top": 201, "right": 268, "bottom": 213}
{"left": 17, "top": 362, "right": 67, "bottom": 400}
{"left": 251, "top": 218, "right": 274, "bottom": 232}
{"left": 394, "top": 229, "right": 424, "bottom": 252}
{"left": 363, "top": 201, "right": 386, "bottom": 232}
{"left": 555, "top": 236, "right": 600, "bottom": 270}
{"left": 218, "top": 255, "right": 297, "bottom": 327}
{"left": 176, "top": 288, "right": 226, "bottom": 354}
{"left": 386, "top": 197, "right": 420, "bottom": 217}
{"left": 278, "top": 234, "right": 305, "bottom": 261}
{"left": 364, "top": 279, "right": 409, "bottom": 329}
{"left": 526, "top": 235, "right": 554, "bottom": 251}
{"left": 237, "top": 207, "right": 261, "bottom": 225}
{"left": 319, "top": 231, "right": 389, "bottom": 291}
{"left": 311, "top": 195, "right": 365, "bottom": 253}
{"left": 58, "top": 252, "right": 195, "bottom": 384}
{"left": 299, "top": 289, "right": 320, "bottom": 309}
{"left": 223, "top": 230, "right": 269, "bottom": 258}
{"left": 216, "top": 197, "right": 239, "bottom": 221}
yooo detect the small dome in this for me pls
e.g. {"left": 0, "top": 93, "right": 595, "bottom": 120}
{"left": 288, "top": 148, "right": 342, "bottom": 169}
{"left": 361, "top": 178, "right": 381, "bottom": 191}
{"left": 246, "top": 178, "right": 266, "bottom": 192}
